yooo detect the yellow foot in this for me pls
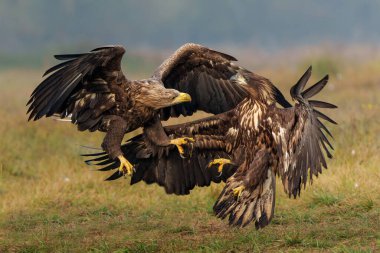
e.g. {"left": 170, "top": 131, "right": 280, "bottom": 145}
{"left": 232, "top": 185, "right": 245, "bottom": 199}
{"left": 208, "top": 158, "right": 232, "bottom": 175}
{"left": 170, "top": 137, "right": 195, "bottom": 158}
{"left": 117, "top": 155, "right": 134, "bottom": 176}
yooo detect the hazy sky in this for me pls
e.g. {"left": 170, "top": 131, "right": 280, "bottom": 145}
{"left": 1, "top": 0, "right": 379, "bottom": 53}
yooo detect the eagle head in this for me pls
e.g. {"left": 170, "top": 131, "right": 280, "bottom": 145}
{"left": 136, "top": 82, "right": 191, "bottom": 110}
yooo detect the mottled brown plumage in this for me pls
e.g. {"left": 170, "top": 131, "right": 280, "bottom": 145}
{"left": 87, "top": 67, "right": 336, "bottom": 229}
{"left": 28, "top": 43, "right": 290, "bottom": 173}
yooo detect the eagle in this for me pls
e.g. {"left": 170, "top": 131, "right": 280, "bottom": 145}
{"left": 85, "top": 67, "right": 336, "bottom": 228}
{"left": 27, "top": 43, "right": 290, "bottom": 176}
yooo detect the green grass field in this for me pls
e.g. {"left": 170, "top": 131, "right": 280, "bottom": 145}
{"left": 0, "top": 53, "right": 379, "bottom": 252}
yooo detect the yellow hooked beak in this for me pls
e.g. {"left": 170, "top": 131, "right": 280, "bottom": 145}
{"left": 172, "top": 92, "right": 192, "bottom": 105}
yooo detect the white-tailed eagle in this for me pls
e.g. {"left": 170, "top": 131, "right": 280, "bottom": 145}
{"left": 27, "top": 43, "right": 290, "bottom": 176}
{"left": 86, "top": 67, "right": 336, "bottom": 229}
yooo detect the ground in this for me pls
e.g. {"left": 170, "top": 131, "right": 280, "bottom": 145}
{"left": 0, "top": 51, "right": 379, "bottom": 252}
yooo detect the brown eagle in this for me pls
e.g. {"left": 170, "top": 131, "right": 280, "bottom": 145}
{"left": 27, "top": 43, "right": 290, "bottom": 176}
{"left": 86, "top": 67, "right": 336, "bottom": 228}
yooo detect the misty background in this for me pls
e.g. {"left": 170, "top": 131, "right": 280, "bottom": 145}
{"left": 0, "top": 0, "right": 379, "bottom": 69}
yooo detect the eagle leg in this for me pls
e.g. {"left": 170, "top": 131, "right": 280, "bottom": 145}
{"left": 232, "top": 185, "right": 245, "bottom": 199}
{"left": 101, "top": 116, "right": 131, "bottom": 176}
{"left": 117, "top": 155, "right": 134, "bottom": 176}
{"left": 169, "top": 137, "right": 195, "bottom": 158}
{"left": 208, "top": 158, "right": 232, "bottom": 176}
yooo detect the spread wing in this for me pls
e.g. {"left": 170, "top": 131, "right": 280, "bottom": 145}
{"left": 272, "top": 67, "right": 337, "bottom": 198}
{"left": 153, "top": 43, "right": 290, "bottom": 120}
{"left": 214, "top": 67, "right": 336, "bottom": 228}
{"left": 83, "top": 113, "right": 239, "bottom": 195}
{"left": 27, "top": 45, "right": 127, "bottom": 131}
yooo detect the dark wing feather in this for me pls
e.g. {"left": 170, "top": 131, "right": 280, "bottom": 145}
{"left": 84, "top": 136, "right": 236, "bottom": 195}
{"left": 153, "top": 43, "right": 290, "bottom": 120}
{"left": 309, "top": 100, "right": 337, "bottom": 109}
{"left": 84, "top": 112, "right": 238, "bottom": 195}
{"left": 290, "top": 66, "right": 312, "bottom": 99}
{"left": 301, "top": 75, "right": 328, "bottom": 99}
{"left": 274, "top": 67, "right": 336, "bottom": 198}
{"left": 27, "top": 45, "right": 126, "bottom": 131}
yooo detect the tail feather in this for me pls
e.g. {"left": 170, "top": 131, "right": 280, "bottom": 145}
{"left": 213, "top": 169, "right": 275, "bottom": 228}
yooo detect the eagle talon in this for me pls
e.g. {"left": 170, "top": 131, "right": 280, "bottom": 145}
{"left": 232, "top": 185, "right": 245, "bottom": 199}
{"left": 117, "top": 155, "right": 134, "bottom": 176}
{"left": 208, "top": 158, "right": 232, "bottom": 175}
{"left": 170, "top": 137, "right": 195, "bottom": 158}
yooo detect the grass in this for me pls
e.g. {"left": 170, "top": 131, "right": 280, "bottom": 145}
{"left": 0, "top": 50, "right": 379, "bottom": 252}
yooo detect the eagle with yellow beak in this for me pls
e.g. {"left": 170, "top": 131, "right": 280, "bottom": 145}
{"left": 27, "top": 43, "right": 291, "bottom": 176}
{"left": 86, "top": 67, "right": 336, "bottom": 229}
